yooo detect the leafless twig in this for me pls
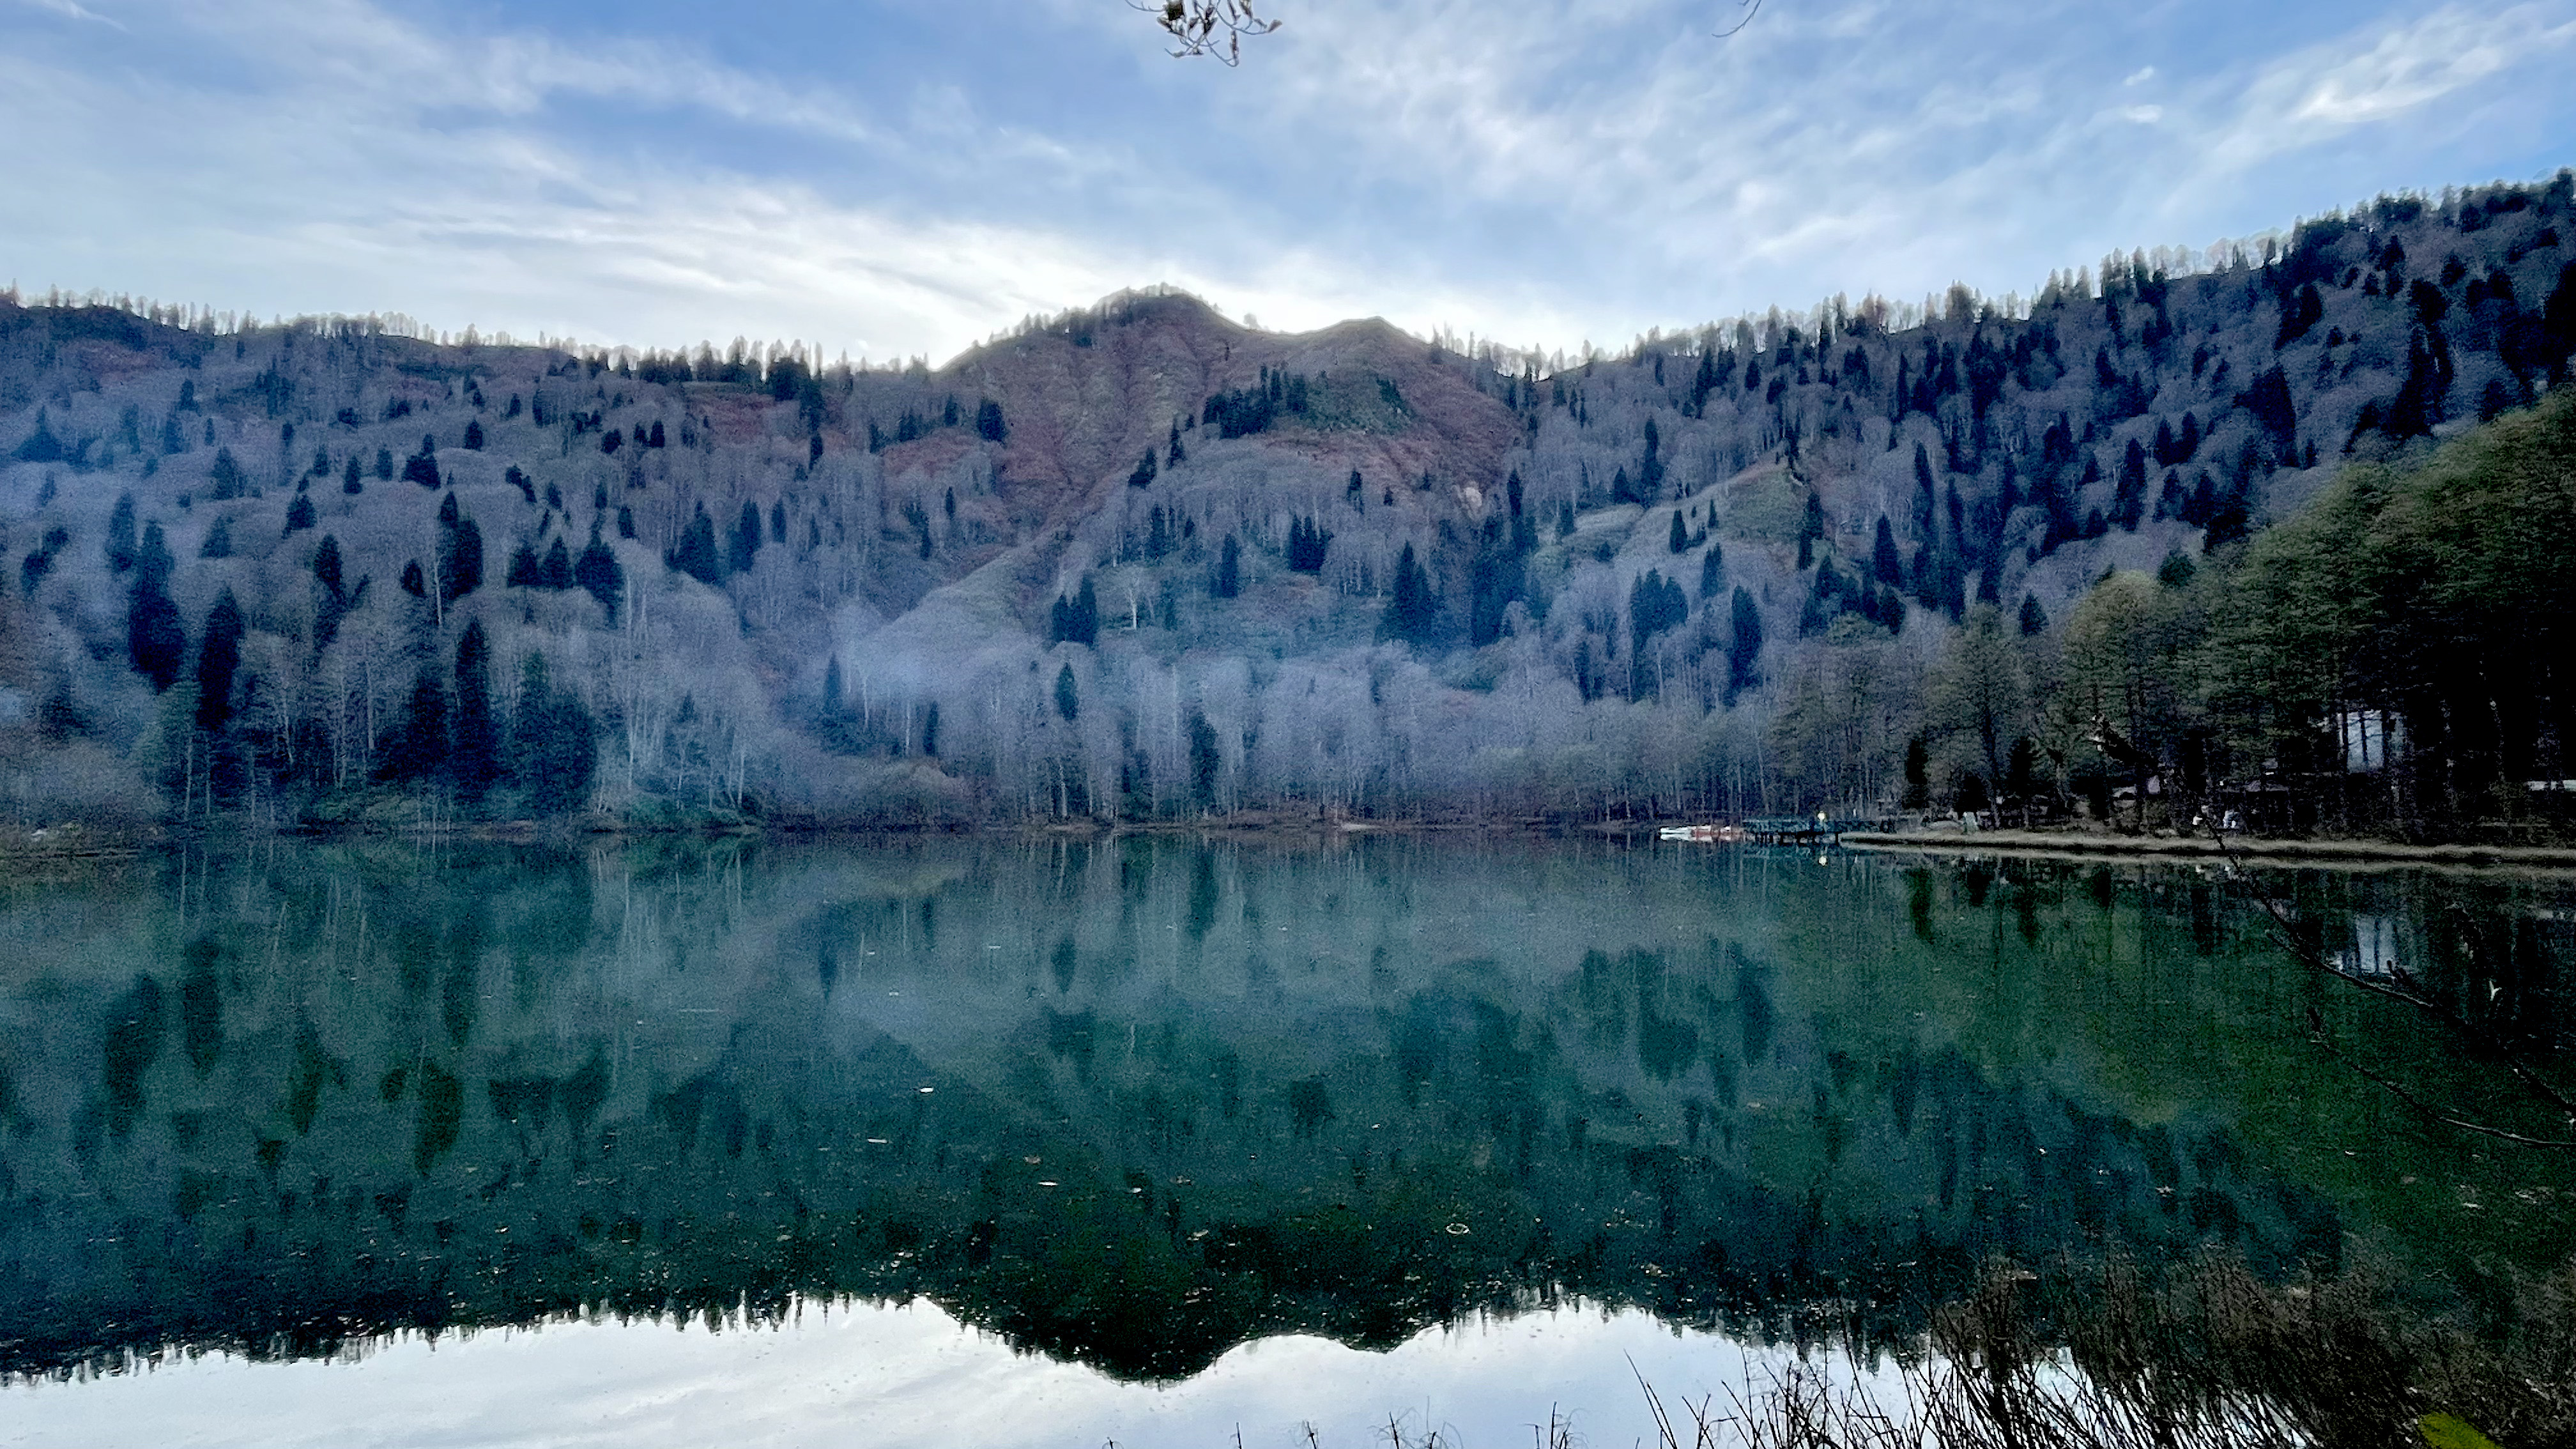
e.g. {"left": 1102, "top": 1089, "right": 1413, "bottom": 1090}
{"left": 1133, "top": 0, "right": 1280, "bottom": 65}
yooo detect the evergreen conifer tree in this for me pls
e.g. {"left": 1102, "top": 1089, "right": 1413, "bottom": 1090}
{"left": 128, "top": 523, "right": 185, "bottom": 691}
{"left": 1215, "top": 533, "right": 1241, "bottom": 599}
{"left": 451, "top": 621, "right": 500, "bottom": 803}
{"left": 1726, "top": 586, "right": 1763, "bottom": 703}
{"left": 730, "top": 501, "right": 763, "bottom": 574}
{"left": 670, "top": 503, "right": 723, "bottom": 586}
{"left": 193, "top": 590, "right": 245, "bottom": 733}
{"left": 1385, "top": 543, "right": 1436, "bottom": 644}
{"left": 105, "top": 493, "right": 137, "bottom": 572}
{"left": 1872, "top": 517, "right": 1903, "bottom": 584}
{"left": 378, "top": 666, "right": 449, "bottom": 783}
{"left": 439, "top": 509, "right": 483, "bottom": 604}
{"left": 575, "top": 528, "right": 624, "bottom": 625}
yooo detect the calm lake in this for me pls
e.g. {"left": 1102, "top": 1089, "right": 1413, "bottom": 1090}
{"left": 3, "top": 836, "right": 2572, "bottom": 1447}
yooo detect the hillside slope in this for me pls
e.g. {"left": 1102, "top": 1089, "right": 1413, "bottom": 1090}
{"left": 3, "top": 176, "right": 2573, "bottom": 829}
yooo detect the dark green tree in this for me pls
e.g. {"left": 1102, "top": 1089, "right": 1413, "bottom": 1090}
{"left": 2018, "top": 592, "right": 2049, "bottom": 636}
{"left": 378, "top": 666, "right": 449, "bottom": 783}
{"left": 450, "top": 621, "right": 500, "bottom": 803}
{"left": 1871, "top": 516, "right": 1904, "bottom": 584}
{"left": 730, "top": 500, "right": 763, "bottom": 574}
{"left": 1385, "top": 542, "right": 1437, "bottom": 644}
{"left": 1055, "top": 663, "right": 1080, "bottom": 723}
{"left": 105, "top": 493, "right": 137, "bottom": 572}
{"left": 575, "top": 528, "right": 624, "bottom": 625}
{"left": 1797, "top": 491, "right": 1825, "bottom": 569}
{"left": 402, "top": 434, "right": 440, "bottom": 489}
{"left": 1725, "top": 585, "right": 1763, "bottom": 703}
{"left": 1286, "top": 516, "right": 1332, "bottom": 572}
{"left": 1698, "top": 542, "right": 1725, "bottom": 602}
{"left": 1215, "top": 533, "right": 1241, "bottom": 599}
{"left": 510, "top": 652, "right": 595, "bottom": 814}
{"left": 313, "top": 535, "right": 354, "bottom": 651}
{"left": 1187, "top": 707, "right": 1220, "bottom": 810}
{"left": 193, "top": 590, "right": 245, "bottom": 733}
{"left": 670, "top": 503, "right": 723, "bottom": 586}
{"left": 439, "top": 507, "right": 483, "bottom": 605}
{"left": 284, "top": 493, "right": 316, "bottom": 535}
{"left": 208, "top": 448, "right": 246, "bottom": 501}
{"left": 128, "top": 523, "right": 185, "bottom": 691}
{"left": 13, "top": 408, "right": 65, "bottom": 463}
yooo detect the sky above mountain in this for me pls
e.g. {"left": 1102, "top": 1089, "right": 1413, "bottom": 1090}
{"left": 5, "top": 0, "right": 2572, "bottom": 364}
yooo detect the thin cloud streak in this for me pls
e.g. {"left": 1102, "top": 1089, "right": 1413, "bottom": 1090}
{"left": 1, "top": 0, "right": 2569, "bottom": 365}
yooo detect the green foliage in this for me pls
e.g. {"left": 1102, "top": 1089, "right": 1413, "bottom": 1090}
{"left": 452, "top": 622, "right": 500, "bottom": 804}
{"left": 128, "top": 523, "right": 184, "bottom": 691}
{"left": 1285, "top": 516, "right": 1331, "bottom": 573}
{"left": 2218, "top": 392, "right": 2576, "bottom": 820}
{"left": 378, "top": 665, "right": 450, "bottom": 784}
{"left": 12, "top": 407, "right": 64, "bottom": 463}
{"left": 668, "top": 503, "right": 723, "bottom": 587}
{"left": 207, "top": 447, "right": 245, "bottom": 501}
{"left": 1726, "top": 585, "right": 1763, "bottom": 702}
{"left": 1628, "top": 568, "right": 1687, "bottom": 661}
{"left": 1384, "top": 542, "right": 1437, "bottom": 645}
{"left": 510, "top": 652, "right": 596, "bottom": 814}
{"left": 1048, "top": 577, "right": 1100, "bottom": 647}
{"left": 192, "top": 590, "right": 244, "bottom": 733}
{"left": 574, "top": 531, "right": 624, "bottom": 625}
{"left": 1213, "top": 533, "right": 1241, "bottom": 599}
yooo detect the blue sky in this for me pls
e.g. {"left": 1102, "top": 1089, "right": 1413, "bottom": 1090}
{"left": 4, "top": 0, "right": 2572, "bottom": 364}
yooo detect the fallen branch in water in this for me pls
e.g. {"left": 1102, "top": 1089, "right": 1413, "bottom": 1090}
{"left": 2209, "top": 824, "right": 2576, "bottom": 1149}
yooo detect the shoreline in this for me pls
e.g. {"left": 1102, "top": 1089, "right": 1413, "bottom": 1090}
{"left": 1838, "top": 829, "right": 2576, "bottom": 872}
{"left": 10, "top": 818, "right": 2576, "bottom": 872}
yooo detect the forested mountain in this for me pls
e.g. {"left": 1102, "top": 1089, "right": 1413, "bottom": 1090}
{"left": 4, "top": 174, "right": 2574, "bottom": 833}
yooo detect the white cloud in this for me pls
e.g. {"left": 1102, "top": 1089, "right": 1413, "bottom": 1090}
{"left": 20, "top": 0, "right": 123, "bottom": 26}
{"left": 2200, "top": 3, "right": 2576, "bottom": 171}
{"left": 4, "top": 0, "right": 2572, "bottom": 366}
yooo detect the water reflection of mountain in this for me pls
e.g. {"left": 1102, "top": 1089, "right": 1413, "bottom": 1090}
{"left": 1, "top": 839, "right": 2567, "bottom": 1382}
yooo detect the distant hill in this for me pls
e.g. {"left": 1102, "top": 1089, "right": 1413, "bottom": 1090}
{"left": 3, "top": 173, "right": 2573, "bottom": 831}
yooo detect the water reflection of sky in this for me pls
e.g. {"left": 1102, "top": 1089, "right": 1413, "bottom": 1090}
{"left": 2, "top": 1300, "right": 1866, "bottom": 1449}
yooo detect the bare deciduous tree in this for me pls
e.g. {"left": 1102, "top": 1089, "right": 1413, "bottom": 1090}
{"left": 1132, "top": 0, "right": 1280, "bottom": 65}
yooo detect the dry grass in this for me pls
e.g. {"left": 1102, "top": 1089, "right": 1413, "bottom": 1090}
{"left": 1636, "top": 1254, "right": 2576, "bottom": 1449}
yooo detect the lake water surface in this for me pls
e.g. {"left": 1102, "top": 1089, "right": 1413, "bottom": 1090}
{"left": 3, "top": 836, "right": 2572, "bottom": 1446}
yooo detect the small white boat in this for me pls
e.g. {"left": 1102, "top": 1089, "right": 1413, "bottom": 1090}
{"left": 1659, "top": 824, "right": 1747, "bottom": 842}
